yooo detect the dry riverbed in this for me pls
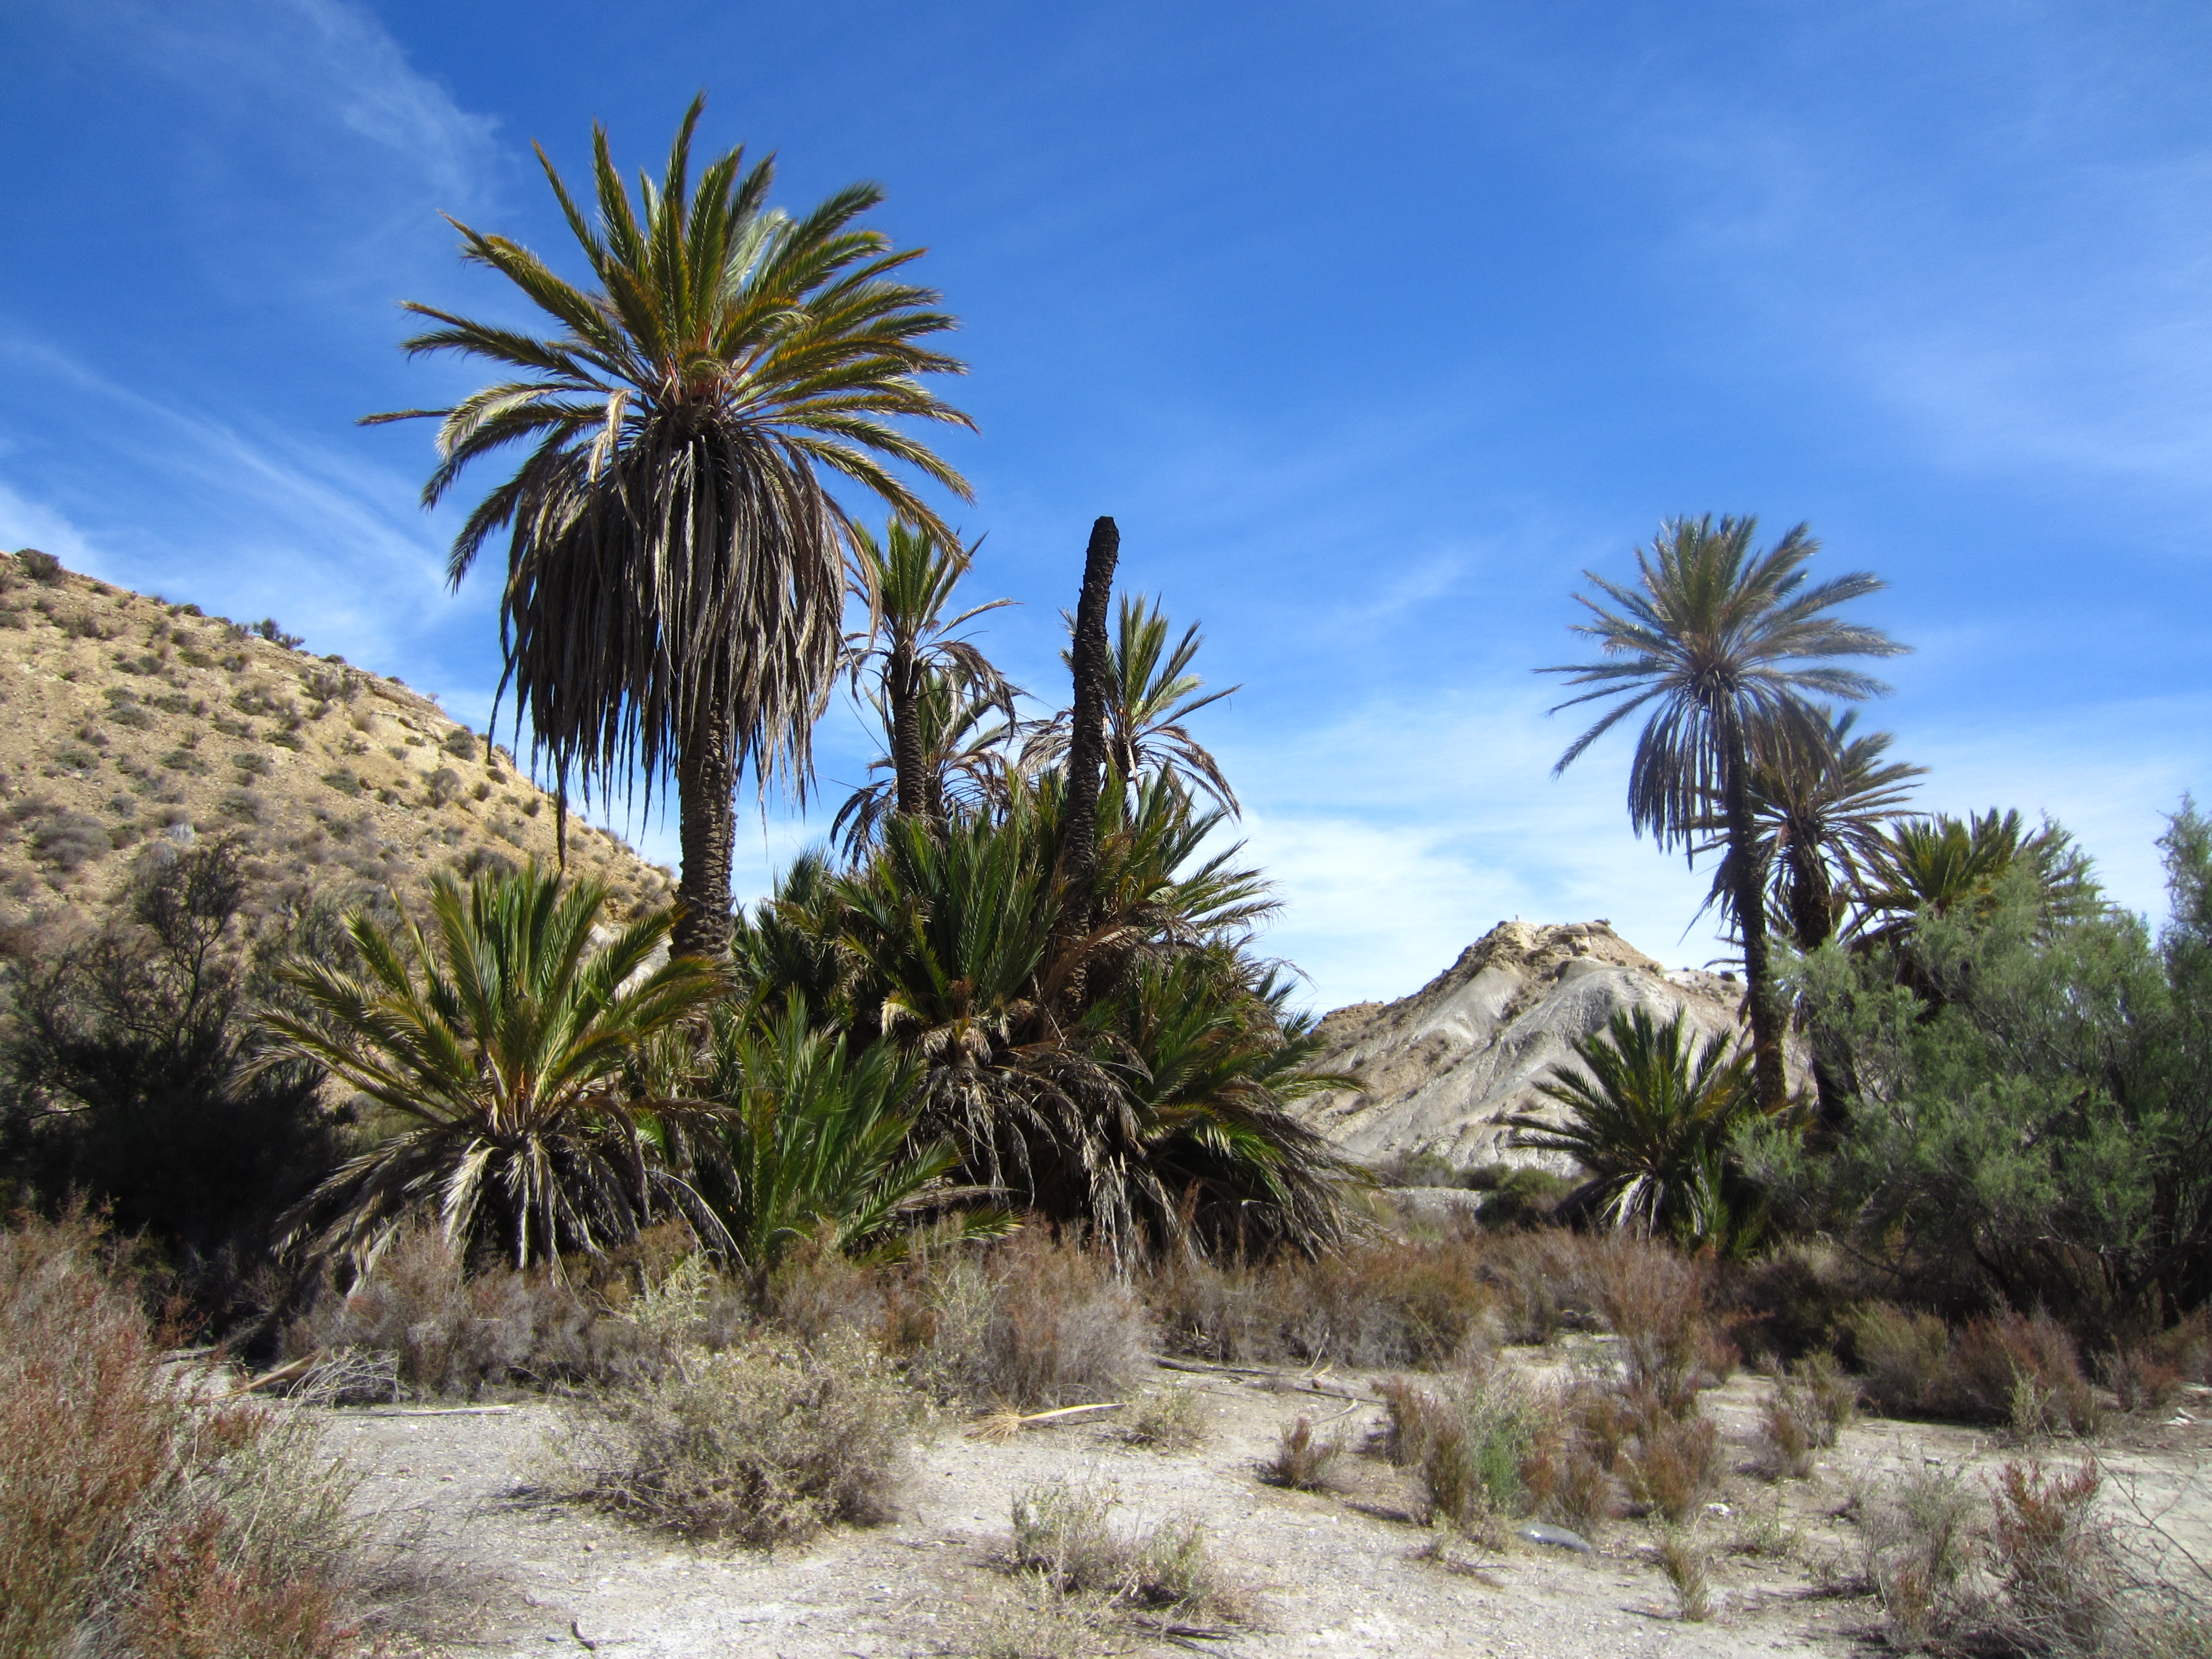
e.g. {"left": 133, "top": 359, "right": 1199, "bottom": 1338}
{"left": 317, "top": 1352, "right": 2212, "bottom": 1658}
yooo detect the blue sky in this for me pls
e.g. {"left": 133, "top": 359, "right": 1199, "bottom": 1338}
{"left": 5, "top": 0, "right": 2210, "bottom": 1010}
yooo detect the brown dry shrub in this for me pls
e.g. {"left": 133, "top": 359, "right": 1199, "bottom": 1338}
{"left": 1378, "top": 1365, "right": 1557, "bottom": 1535}
{"left": 1850, "top": 1305, "right": 2099, "bottom": 1435}
{"left": 1989, "top": 1459, "right": 2115, "bottom": 1653}
{"left": 1957, "top": 1313, "right": 2101, "bottom": 1439}
{"left": 289, "top": 1228, "right": 698, "bottom": 1397}
{"left": 1758, "top": 1352, "right": 1859, "bottom": 1479}
{"left": 1851, "top": 1303, "right": 1957, "bottom": 1416}
{"left": 770, "top": 1229, "right": 1149, "bottom": 1411}
{"left": 1657, "top": 1528, "right": 1713, "bottom": 1621}
{"left": 1589, "top": 1238, "right": 1735, "bottom": 1410}
{"left": 1144, "top": 1232, "right": 1500, "bottom": 1369}
{"left": 0, "top": 1213, "right": 369, "bottom": 1658}
{"left": 972, "top": 1233, "right": 1152, "bottom": 1408}
{"left": 1259, "top": 1415, "right": 1345, "bottom": 1491}
{"left": 1121, "top": 1388, "right": 1207, "bottom": 1452}
{"left": 1009, "top": 1478, "right": 1245, "bottom": 1621}
{"left": 2103, "top": 1346, "right": 2183, "bottom": 1416}
{"left": 1623, "top": 1412, "right": 1721, "bottom": 1524}
{"left": 555, "top": 1335, "right": 912, "bottom": 1548}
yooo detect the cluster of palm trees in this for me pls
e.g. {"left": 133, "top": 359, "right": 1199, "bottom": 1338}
{"left": 1527, "top": 515, "right": 2098, "bottom": 1241}
{"left": 273, "top": 102, "right": 1344, "bottom": 1281}
{"left": 307, "top": 100, "right": 2097, "bottom": 1277}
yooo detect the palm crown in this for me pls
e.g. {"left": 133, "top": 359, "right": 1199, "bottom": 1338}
{"left": 367, "top": 97, "right": 974, "bottom": 956}
{"left": 1025, "top": 593, "right": 1241, "bottom": 813}
{"left": 1544, "top": 515, "right": 1907, "bottom": 1111}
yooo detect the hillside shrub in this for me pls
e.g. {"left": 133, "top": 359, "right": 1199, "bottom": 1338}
{"left": 17, "top": 547, "right": 62, "bottom": 583}
{"left": 0, "top": 841, "right": 341, "bottom": 1309}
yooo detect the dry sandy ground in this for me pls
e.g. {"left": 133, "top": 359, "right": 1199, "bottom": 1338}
{"left": 318, "top": 1352, "right": 2212, "bottom": 1659}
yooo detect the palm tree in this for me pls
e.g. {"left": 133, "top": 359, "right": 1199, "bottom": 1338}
{"left": 1505, "top": 1006, "right": 1774, "bottom": 1250}
{"left": 682, "top": 996, "right": 1008, "bottom": 1288}
{"left": 366, "top": 97, "right": 974, "bottom": 959}
{"left": 1542, "top": 515, "right": 1907, "bottom": 1111}
{"left": 832, "top": 670, "right": 1020, "bottom": 858}
{"left": 1699, "top": 711, "right": 1926, "bottom": 954}
{"left": 840, "top": 519, "right": 1014, "bottom": 827}
{"left": 738, "top": 774, "right": 1348, "bottom": 1260}
{"left": 1692, "top": 712, "right": 1925, "bottom": 1129}
{"left": 1850, "top": 808, "right": 2100, "bottom": 950}
{"left": 1024, "top": 592, "right": 1241, "bottom": 813}
{"left": 264, "top": 867, "right": 726, "bottom": 1277}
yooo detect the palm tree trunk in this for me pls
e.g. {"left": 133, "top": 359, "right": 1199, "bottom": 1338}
{"left": 1058, "top": 515, "right": 1120, "bottom": 923}
{"left": 1723, "top": 723, "right": 1790, "bottom": 1112}
{"left": 889, "top": 643, "right": 926, "bottom": 819}
{"left": 673, "top": 701, "right": 738, "bottom": 960}
{"left": 1785, "top": 841, "right": 1858, "bottom": 1133}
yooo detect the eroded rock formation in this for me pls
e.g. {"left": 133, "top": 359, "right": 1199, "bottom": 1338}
{"left": 1298, "top": 920, "right": 1754, "bottom": 1171}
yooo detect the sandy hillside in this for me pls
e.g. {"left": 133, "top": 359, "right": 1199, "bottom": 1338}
{"left": 0, "top": 549, "right": 672, "bottom": 929}
{"left": 1299, "top": 921, "right": 1793, "bottom": 1173}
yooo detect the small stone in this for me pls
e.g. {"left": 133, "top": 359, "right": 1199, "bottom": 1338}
{"left": 1516, "top": 1522, "right": 1595, "bottom": 1554}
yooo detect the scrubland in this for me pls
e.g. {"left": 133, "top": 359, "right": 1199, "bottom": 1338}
{"left": 9, "top": 1204, "right": 2210, "bottom": 1659}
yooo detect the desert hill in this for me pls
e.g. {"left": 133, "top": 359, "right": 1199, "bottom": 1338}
{"left": 1296, "top": 919, "right": 1760, "bottom": 1172}
{"left": 0, "top": 547, "right": 673, "bottom": 930}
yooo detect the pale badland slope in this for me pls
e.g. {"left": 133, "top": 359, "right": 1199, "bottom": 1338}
{"left": 1298, "top": 919, "right": 1761, "bottom": 1171}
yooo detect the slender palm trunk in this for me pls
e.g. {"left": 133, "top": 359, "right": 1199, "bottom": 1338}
{"left": 888, "top": 640, "right": 927, "bottom": 820}
{"left": 673, "top": 700, "right": 738, "bottom": 961}
{"left": 1058, "top": 515, "right": 1119, "bottom": 924}
{"left": 1785, "top": 840, "right": 1857, "bottom": 1132}
{"left": 1723, "top": 722, "right": 1790, "bottom": 1112}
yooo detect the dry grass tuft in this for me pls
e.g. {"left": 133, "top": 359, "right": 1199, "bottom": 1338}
{"left": 1259, "top": 1415, "right": 1346, "bottom": 1490}
{"left": 1009, "top": 1479, "right": 1245, "bottom": 1624}
{"left": 1757, "top": 1350, "right": 1858, "bottom": 1478}
{"left": 1121, "top": 1387, "right": 1207, "bottom": 1452}
{"left": 555, "top": 1335, "right": 912, "bottom": 1549}
{"left": 1656, "top": 1529, "right": 1713, "bottom": 1621}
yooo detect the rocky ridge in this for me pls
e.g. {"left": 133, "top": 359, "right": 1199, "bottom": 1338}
{"left": 1298, "top": 919, "right": 1754, "bottom": 1171}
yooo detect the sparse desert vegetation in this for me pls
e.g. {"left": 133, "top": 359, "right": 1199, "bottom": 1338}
{"left": 2, "top": 91, "right": 2211, "bottom": 1659}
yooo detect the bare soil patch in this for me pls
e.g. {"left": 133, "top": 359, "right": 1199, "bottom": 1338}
{"left": 314, "top": 1347, "right": 2212, "bottom": 1657}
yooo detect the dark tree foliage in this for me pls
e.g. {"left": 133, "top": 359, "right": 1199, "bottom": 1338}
{"left": 1752, "top": 802, "right": 2212, "bottom": 1330}
{"left": 0, "top": 840, "right": 343, "bottom": 1291}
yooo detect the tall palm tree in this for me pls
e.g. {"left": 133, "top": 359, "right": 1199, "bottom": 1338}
{"left": 841, "top": 520, "right": 1014, "bottom": 824}
{"left": 366, "top": 97, "right": 974, "bottom": 958}
{"left": 1542, "top": 515, "right": 1907, "bottom": 1111}
{"left": 1693, "top": 711, "right": 1924, "bottom": 1129}
{"left": 263, "top": 867, "right": 726, "bottom": 1277}
{"left": 1024, "top": 592, "right": 1242, "bottom": 813}
{"left": 831, "top": 670, "right": 1020, "bottom": 858}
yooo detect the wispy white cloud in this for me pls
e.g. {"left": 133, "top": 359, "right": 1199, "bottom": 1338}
{"left": 1216, "top": 672, "right": 2212, "bottom": 1015}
